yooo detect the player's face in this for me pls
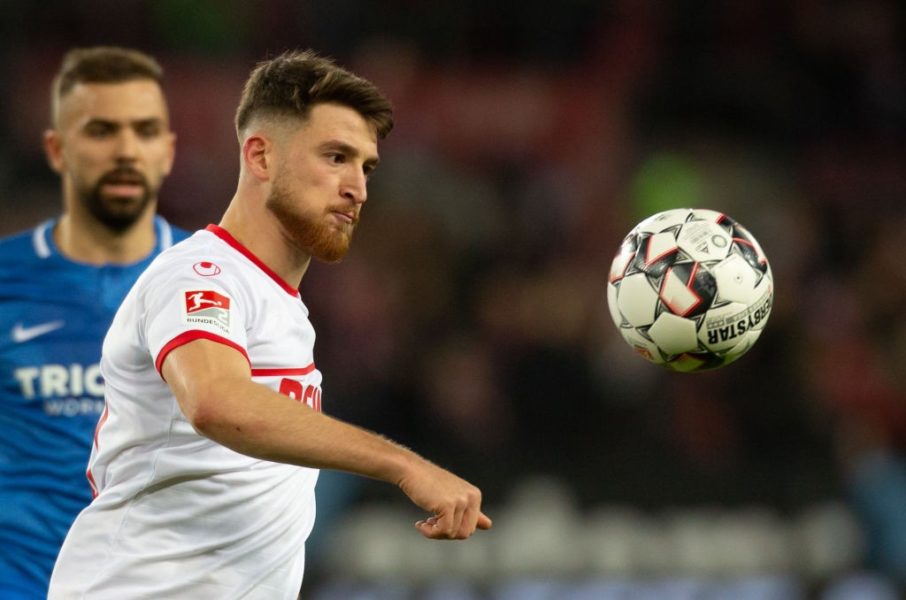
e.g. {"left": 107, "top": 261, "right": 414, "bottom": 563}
{"left": 266, "top": 103, "right": 379, "bottom": 263}
{"left": 45, "top": 80, "right": 176, "bottom": 232}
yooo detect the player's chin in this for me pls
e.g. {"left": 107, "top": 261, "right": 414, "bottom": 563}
{"left": 312, "top": 235, "right": 352, "bottom": 263}
{"left": 91, "top": 201, "right": 150, "bottom": 232}
{"left": 99, "top": 193, "right": 152, "bottom": 217}
{"left": 102, "top": 197, "right": 146, "bottom": 213}
{"left": 312, "top": 243, "right": 349, "bottom": 263}
{"left": 328, "top": 220, "right": 356, "bottom": 238}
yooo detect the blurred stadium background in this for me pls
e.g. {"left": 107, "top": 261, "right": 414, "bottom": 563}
{"left": 1, "top": 1, "right": 904, "bottom": 598}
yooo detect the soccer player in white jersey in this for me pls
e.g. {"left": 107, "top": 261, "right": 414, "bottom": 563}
{"left": 49, "top": 50, "right": 492, "bottom": 599}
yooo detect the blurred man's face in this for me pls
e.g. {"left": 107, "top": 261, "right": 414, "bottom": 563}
{"left": 266, "top": 102, "right": 379, "bottom": 262}
{"left": 46, "top": 80, "right": 175, "bottom": 232}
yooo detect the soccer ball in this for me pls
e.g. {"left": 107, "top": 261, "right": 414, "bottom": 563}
{"left": 607, "top": 208, "right": 773, "bottom": 372}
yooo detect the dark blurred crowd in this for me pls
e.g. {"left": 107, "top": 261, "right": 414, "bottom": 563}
{"left": 1, "top": 0, "right": 904, "bottom": 590}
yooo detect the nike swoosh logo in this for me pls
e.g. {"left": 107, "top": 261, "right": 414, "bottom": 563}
{"left": 12, "top": 320, "right": 65, "bottom": 343}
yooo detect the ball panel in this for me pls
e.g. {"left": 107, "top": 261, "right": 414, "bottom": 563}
{"left": 675, "top": 220, "right": 732, "bottom": 262}
{"left": 616, "top": 273, "right": 660, "bottom": 327}
{"left": 647, "top": 312, "right": 699, "bottom": 356}
{"left": 699, "top": 288, "right": 772, "bottom": 353}
{"left": 711, "top": 253, "right": 761, "bottom": 305}
{"left": 659, "top": 263, "right": 705, "bottom": 316}
{"left": 619, "top": 327, "right": 667, "bottom": 365}
{"left": 641, "top": 232, "right": 680, "bottom": 268}
{"left": 609, "top": 240, "right": 636, "bottom": 283}
{"left": 606, "top": 283, "right": 623, "bottom": 327}
{"left": 731, "top": 226, "right": 771, "bottom": 275}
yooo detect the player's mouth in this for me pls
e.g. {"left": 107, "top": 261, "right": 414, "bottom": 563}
{"left": 99, "top": 169, "right": 148, "bottom": 197}
{"left": 330, "top": 210, "right": 358, "bottom": 225}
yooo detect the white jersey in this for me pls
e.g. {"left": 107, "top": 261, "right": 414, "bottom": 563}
{"left": 49, "top": 225, "right": 323, "bottom": 599}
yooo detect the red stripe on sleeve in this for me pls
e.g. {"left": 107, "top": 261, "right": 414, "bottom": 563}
{"left": 155, "top": 330, "right": 251, "bottom": 378}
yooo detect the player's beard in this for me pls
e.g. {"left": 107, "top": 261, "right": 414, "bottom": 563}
{"left": 79, "top": 167, "right": 155, "bottom": 233}
{"left": 265, "top": 179, "right": 356, "bottom": 263}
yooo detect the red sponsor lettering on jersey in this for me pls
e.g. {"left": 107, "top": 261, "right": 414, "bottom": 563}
{"left": 278, "top": 378, "right": 322, "bottom": 412}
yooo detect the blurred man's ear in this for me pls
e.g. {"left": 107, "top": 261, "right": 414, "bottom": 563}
{"left": 43, "top": 129, "right": 65, "bottom": 174}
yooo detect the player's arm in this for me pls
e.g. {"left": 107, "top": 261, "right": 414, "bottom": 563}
{"left": 161, "top": 338, "right": 492, "bottom": 540}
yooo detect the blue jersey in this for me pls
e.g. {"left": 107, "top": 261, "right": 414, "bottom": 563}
{"left": 0, "top": 217, "right": 189, "bottom": 599}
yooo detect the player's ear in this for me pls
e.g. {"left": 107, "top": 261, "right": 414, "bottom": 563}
{"left": 161, "top": 131, "right": 177, "bottom": 177}
{"left": 43, "top": 129, "right": 64, "bottom": 174}
{"left": 241, "top": 133, "right": 272, "bottom": 182}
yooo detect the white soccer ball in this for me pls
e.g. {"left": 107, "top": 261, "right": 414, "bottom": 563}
{"left": 607, "top": 208, "right": 773, "bottom": 372}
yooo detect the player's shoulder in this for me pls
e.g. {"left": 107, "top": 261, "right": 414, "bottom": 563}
{"left": 0, "top": 228, "right": 36, "bottom": 255}
{"left": 151, "top": 226, "right": 236, "bottom": 265}
{"left": 0, "top": 221, "right": 51, "bottom": 252}
{"left": 140, "top": 226, "right": 249, "bottom": 288}
{"left": 0, "top": 220, "right": 53, "bottom": 269}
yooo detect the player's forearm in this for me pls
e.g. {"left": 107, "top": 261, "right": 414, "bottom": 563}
{"left": 189, "top": 377, "right": 420, "bottom": 485}
{"left": 167, "top": 345, "right": 493, "bottom": 539}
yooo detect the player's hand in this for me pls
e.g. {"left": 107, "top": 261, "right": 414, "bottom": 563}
{"left": 398, "top": 460, "right": 492, "bottom": 540}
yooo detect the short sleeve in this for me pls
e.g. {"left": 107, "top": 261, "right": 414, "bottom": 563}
{"left": 141, "top": 266, "right": 250, "bottom": 376}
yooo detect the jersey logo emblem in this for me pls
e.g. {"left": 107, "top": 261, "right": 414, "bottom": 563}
{"left": 12, "top": 320, "right": 65, "bottom": 343}
{"left": 183, "top": 290, "right": 231, "bottom": 332}
{"left": 193, "top": 261, "right": 222, "bottom": 276}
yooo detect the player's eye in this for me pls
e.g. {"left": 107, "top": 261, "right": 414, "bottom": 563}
{"left": 135, "top": 121, "right": 162, "bottom": 138}
{"left": 84, "top": 123, "right": 117, "bottom": 138}
{"left": 327, "top": 152, "right": 346, "bottom": 164}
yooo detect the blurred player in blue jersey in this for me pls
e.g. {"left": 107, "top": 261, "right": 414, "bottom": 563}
{"left": 0, "top": 46, "right": 188, "bottom": 599}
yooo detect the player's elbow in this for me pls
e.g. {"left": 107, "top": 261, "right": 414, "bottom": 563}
{"left": 177, "top": 380, "right": 239, "bottom": 439}
{"left": 185, "top": 398, "right": 222, "bottom": 436}
{"left": 181, "top": 382, "right": 268, "bottom": 458}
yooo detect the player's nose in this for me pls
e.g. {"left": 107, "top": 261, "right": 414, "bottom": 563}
{"left": 340, "top": 168, "right": 367, "bottom": 205}
{"left": 114, "top": 129, "right": 140, "bottom": 160}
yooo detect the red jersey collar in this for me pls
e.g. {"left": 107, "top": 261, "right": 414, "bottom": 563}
{"left": 205, "top": 224, "right": 299, "bottom": 297}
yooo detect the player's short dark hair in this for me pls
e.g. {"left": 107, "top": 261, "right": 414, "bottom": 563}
{"left": 51, "top": 46, "right": 165, "bottom": 124}
{"left": 235, "top": 49, "right": 393, "bottom": 140}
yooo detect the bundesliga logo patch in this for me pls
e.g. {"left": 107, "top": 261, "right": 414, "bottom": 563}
{"left": 183, "top": 290, "right": 231, "bottom": 333}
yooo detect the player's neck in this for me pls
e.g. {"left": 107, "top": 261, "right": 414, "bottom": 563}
{"left": 54, "top": 210, "right": 157, "bottom": 266}
{"left": 219, "top": 199, "right": 310, "bottom": 289}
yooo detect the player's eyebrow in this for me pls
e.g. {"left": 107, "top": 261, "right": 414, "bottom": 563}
{"left": 83, "top": 116, "right": 165, "bottom": 128}
{"left": 131, "top": 117, "right": 165, "bottom": 127}
{"left": 82, "top": 117, "right": 118, "bottom": 129}
{"left": 318, "top": 140, "right": 380, "bottom": 170}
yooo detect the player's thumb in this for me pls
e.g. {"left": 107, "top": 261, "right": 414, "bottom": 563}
{"left": 477, "top": 512, "right": 493, "bottom": 530}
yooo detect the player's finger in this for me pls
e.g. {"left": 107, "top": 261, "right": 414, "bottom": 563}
{"left": 414, "top": 518, "right": 428, "bottom": 532}
{"left": 434, "top": 509, "right": 458, "bottom": 538}
{"left": 415, "top": 515, "right": 448, "bottom": 539}
{"left": 416, "top": 510, "right": 491, "bottom": 539}
{"left": 415, "top": 521, "right": 433, "bottom": 538}
{"left": 453, "top": 506, "right": 474, "bottom": 539}
{"left": 450, "top": 502, "right": 468, "bottom": 538}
